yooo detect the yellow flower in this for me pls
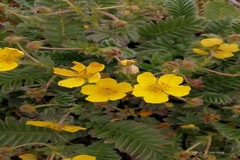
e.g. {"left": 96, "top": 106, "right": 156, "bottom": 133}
{"left": 0, "top": 47, "right": 24, "bottom": 71}
{"left": 26, "top": 121, "right": 86, "bottom": 132}
{"left": 81, "top": 78, "right": 133, "bottom": 102}
{"left": 200, "top": 38, "right": 223, "bottom": 47}
{"left": 132, "top": 72, "right": 191, "bottom": 104}
{"left": 214, "top": 43, "right": 239, "bottom": 59}
{"left": 19, "top": 153, "right": 37, "bottom": 160}
{"left": 193, "top": 38, "right": 239, "bottom": 59}
{"left": 54, "top": 61, "right": 105, "bottom": 88}
{"left": 180, "top": 124, "right": 196, "bottom": 129}
{"left": 64, "top": 155, "right": 96, "bottom": 160}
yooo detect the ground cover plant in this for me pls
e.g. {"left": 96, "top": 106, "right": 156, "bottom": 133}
{"left": 0, "top": 0, "right": 240, "bottom": 159}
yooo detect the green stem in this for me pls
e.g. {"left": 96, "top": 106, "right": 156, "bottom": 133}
{"left": 200, "top": 67, "right": 240, "bottom": 77}
{"left": 16, "top": 43, "right": 40, "bottom": 63}
{"left": 96, "top": 5, "right": 125, "bottom": 10}
{"left": 62, "top": 0, "right": 86, "bottom": 20}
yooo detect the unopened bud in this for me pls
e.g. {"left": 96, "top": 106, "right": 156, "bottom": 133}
{"left": 26, "top": 88, "right": 46, "bottom": 99}
{"left": 4, "top": 36, "right": 24, "bottom": 44}
{"left": 0, "top": 147, "right": 12, "bottom": 156}
{"left": 100, "top": 47, "right": 122, "bottom": 57}
{"left": 203, "top": 113, "right": 220, "bottom": 124}
{"left": 0, "top": 3, "right": 6, "bottom": 12}
{"left": 180, "top": 124, "right": 196, "bottom": 129}
{"left": 182, "top": 60, "right": 196, "bottom": 71}
{"left": 187, "top": 97, "right": 204, "bottom": 107}
{"left": 20, "top": 104, "right": 36, "bottom": 114}
{"left": 121, "top": 65, "right": 139, "bottom": 75}
{"left": 112, "top": 20, "right": 128, "bottom": 28}
{"left": 162, "top": 61, "right": 180, "bottom": 73}
{"left": 34, "top": 6, "right": 52, "bottom": 14}
{"left": 120, "top": 59, "right": 136, "bottom": 66}
{"left": 186, "top": 78, "right": 205, "bottom": 88}
{"left": 164, "top": 102, "right": 174, "bottom": 108}
{"left": 25, "top": 41, "right": 42, "bottom": 50}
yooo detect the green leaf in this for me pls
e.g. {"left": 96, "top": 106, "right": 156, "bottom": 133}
{"left": 213, "top": 122, "right": 240, "bottom": 142}
{"left": 91, "top": 121, "right": 172, "bottom": 160}
{"left": 0, "top": 66, "right": 51, "bottom": 92}
{"left": 203, "top": 92, "right": 232, "bottom": 105}
{"left": 139, "top": 16, "right": 204, "bottom": 38}
{"left": 0, "top": 117, "right": 53, "bottom": 147}
{"left": 203, "top": 0, "right": 240, "bottom": 19}
{"left": 164, "top": 0, "right": 197, "bottom": 18}
{"left": 77, "top": 141, "right": 121, "bottom": 160}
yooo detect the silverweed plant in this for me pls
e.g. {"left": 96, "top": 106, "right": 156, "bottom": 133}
{"left": 0, "top": 0, "right": 240, "bottom": 159}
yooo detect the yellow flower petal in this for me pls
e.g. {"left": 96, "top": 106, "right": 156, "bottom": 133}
{"left": 109, "top": 92, "right": 126, "bottom": 100}
{"left": 143, "top": 92, "right": 169, "bottom": 104}
{"left": 200, "top": 38, "right": 223, "bottom": 47}
{"left": 26, "top": 121, "right": 54, "bottom": 127}
{"left": 192, "top": 48, "right": 209, "bottom": 55}
{"left": 120, "top": 59, "right": 136, "bottom": 66}
{"left": 58, "top": 78, "right": 85, "bottom": 88}
{"left": 117, "top": 82, "right": 133, "bottom": 92}
{"left": 62, "top": 125, "right": 86, "bottom": 132}
{"left": 136, "top": 72, "right": 157, "bottom": 85}
{"left": 95, "top": 78, "right": 118, "bottom": 87}
{"left": 71, "top": 61, "right": 86, "bottom": 72}
{"left": 64, "top": 155, "right": 96, "bottom": 160}
{"left": 88, "top": 73, "right": 101, "bottom": 83}
{"left": 132, "top": 84, "right": 152, "bottom": 97}
{"left": 54, "top": 68, "right": 77, "bottom": 77}
{"left": 158, "top": 74, "right": 184, "bottom": 86}
{"left": 218, "top": 43, "right": 239, "bottom": 52}
{"left": 165, "top": 86, "right": 191, "bottom": 97}
{"left": 86, "top": 62, "right": 105, "bottom": 74}
{"left": 0, "top": 62, "right": 18, "bottom": 71}
{"left": 81, "top": 85, "right": 99, "bottom": 95}
{"left": 180, "top": 124, "right": 196, "bottom": 128}
{"left": 86, "top": 94, "right": 109, "bottom": 102}
{"left": 2, "top": 47, "right": 24, "bottom": 58}
{"left": 19, "top": 153, "right": 37, "bottom": 160}
{"left": 214, "top": 51, "right": 234, "bottom": 59}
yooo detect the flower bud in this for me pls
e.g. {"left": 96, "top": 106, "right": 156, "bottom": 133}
{"left": 181, "top": 60, "right": 196, "bottom": 71}
{"left": 0, "top": 147, "right": 12, "bottom": 156}
{"left": 186, "top": 78, "right": 205, "bottom": 88}
{"left": 25, "top": 41, "right": 42, "bottom": 50}
{"left": 162, "top": 61, "right": 180, "bottom": 73}
{"left": 112, "top": 20, "right": 128, "bottom": 28}
{"left": 187, "top": 97, "right": 204, "bottom": 107}
{"left": 20, "top": 104, "right": 36, "bottom": 114}
{"left": 26, "top": 88, "right": 46, "bottom": 99}
{"left": 180, "top": 124, "right": 196, "bottom": 129}
{"left": 4, "top": 36, "right": 24, "bottom": 44}
{"left": 100, "top": 47, "right": 122, "bottom": 57}
{"left": 0, "top": 3, "right": 6, "bottom": 12}
{"left": 121, "top": 65, "right": 139, "bottom": 75}
{"left": 203, "top": 113, "right": 220, "bottom": 124}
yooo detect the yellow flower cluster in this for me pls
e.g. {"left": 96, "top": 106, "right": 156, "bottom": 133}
{"left": 192, "top": 37, "right": 239, "bottom": 59}
{"left": 54, "top": 61, "right": 191, "bottom": 104}
{"left": 0, "top": 47, "right": 24, "bottom": 71}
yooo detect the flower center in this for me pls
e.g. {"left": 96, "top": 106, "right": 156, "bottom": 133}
{"left": 148, "top": 83, "right": 170, "bottom": 93}
{"left": 102, "top": 87, "right": 117, "bottom": 95}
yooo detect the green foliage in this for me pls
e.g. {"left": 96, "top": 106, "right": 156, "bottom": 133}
{"left": 0, "top": 117, "right": 53, "bottom": 147}
{"left": 213, "top": 122, "right": 240, "bottom": 142}
{"left": 164, "top": 0, "right": 197, "bottom": 18}
{"left": 203, "top": 0, "right": 240, "bottom": 19}
{"left": 92, "top": 121, "right": 172, "bottom": 160}
{"left": 1, "top": 0, "right": 240, "bottom": 159}
{"left": 0, "top": 66, "right": 51, "bottom": 92}
{"left": 139, "top": 16, "right": 204, "bottom": 38}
